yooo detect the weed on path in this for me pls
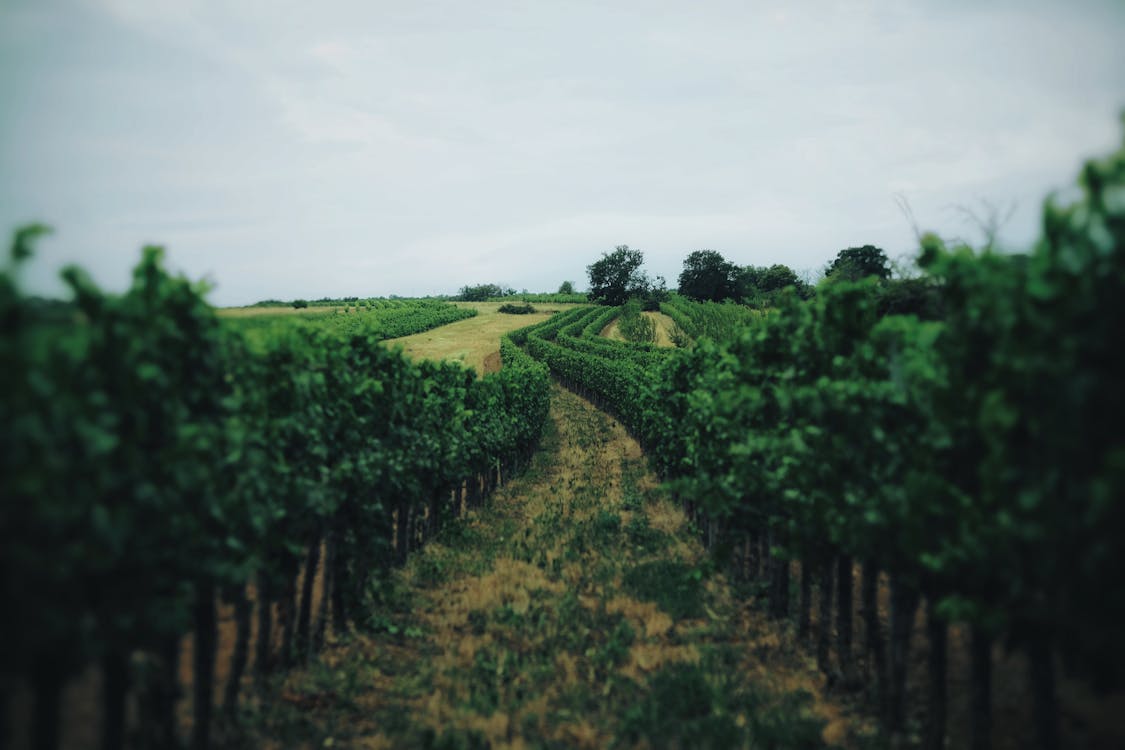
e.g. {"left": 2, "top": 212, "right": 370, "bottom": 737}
{"left": 242, "top": 385, "right": 864, "bottom": 749}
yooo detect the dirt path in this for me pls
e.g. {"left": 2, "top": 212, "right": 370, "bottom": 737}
{"left": 247, "top": 385, "right": 868, "bottom": 748}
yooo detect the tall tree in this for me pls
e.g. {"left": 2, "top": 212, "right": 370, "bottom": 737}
{"left": 678, "top": 250, "right": 738, "bottom": 302}
{"left": 827, "top": 245, "right": 891, "bottom": 281}
{"left": 587, "top": 245, "right": 650, "bottom": 306}
{"left": 738, "top": 263, "right": 813, "bottom": 304}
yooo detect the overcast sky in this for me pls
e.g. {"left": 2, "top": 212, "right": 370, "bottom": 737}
{"left": 2, "top": 0, "right": 1123, "bottom": 305}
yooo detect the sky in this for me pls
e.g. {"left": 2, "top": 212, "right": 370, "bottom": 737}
{"left": 1, "top": 0, "right": 1123, "bottom": 306}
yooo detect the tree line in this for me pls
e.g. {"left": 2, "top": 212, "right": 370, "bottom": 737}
{"left": 584, "top": 239, "right": 948, "bottom": 319}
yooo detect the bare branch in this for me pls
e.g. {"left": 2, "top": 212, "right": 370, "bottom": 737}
{"left": 949, "top": 197, "right": 1018, "bottom": 251}
{"left": 893, "top": 193, "right": 922, "bottom": 243}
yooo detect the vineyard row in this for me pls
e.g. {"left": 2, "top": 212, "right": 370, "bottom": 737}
{"left": 0, "top": 245, "right": 550, "bottom": 750}
{"left": 514, "top": 136, "right": 1125, "bottom": 750}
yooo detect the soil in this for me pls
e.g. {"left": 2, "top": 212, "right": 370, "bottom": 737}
{"left": 5, "top": 547, "right": 330, "bottom": 750}
{"left": 799, "top": 563, "right": 1125, "bottom": 749}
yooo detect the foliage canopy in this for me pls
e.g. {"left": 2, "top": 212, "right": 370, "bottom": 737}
{"left": 587, "top": 245, "right": 652, "bottom": 306}
{"left": 826, "top": 244, "right": 891, "bottom": 280}
{"left": 677, "top": 250, "right": 739, "bottom": 302}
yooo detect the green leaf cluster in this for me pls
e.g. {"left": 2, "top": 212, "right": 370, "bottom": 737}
{"left": 0, "top": 243, "right": 550, "bottom": 691}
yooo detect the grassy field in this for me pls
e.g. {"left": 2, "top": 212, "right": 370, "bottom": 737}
{"left": 244, "top": 384, "right": 855, "bottom": 748}
{"left": 385, "top": 301, "right": 586, "bottom": 374}
{"left": 216, "top": 305, "right": 336, "bottom": 318}
{"left": 215, "top": 302, "right": 673, "bottom": 368}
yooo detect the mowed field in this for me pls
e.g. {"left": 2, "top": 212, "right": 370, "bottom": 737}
{"left": 385, "top": 301, "right": 587, "bottom": 374}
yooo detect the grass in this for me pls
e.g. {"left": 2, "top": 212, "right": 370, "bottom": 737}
{"left": 215, "top": 305, "right": 334, "bottom": 318}
{"left": 622, "top": 558, "right": 708, "bottom": 620}
{"left": 385, "top": 301, "right": 585, "bottom": 374}
{"left": 600, "top": 310, "right": 679, "bottom": 347}
{"left": 239, "top": 385, "right": 854, "bottom": 749}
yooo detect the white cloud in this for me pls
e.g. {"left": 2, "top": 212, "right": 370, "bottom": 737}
{"left": 1, "top": 0, "right": 1122, "bottom": 304}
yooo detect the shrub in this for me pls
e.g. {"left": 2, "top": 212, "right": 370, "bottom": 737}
{"left": 617, "top": 300, "right": 656, "bottom": 343}
{"left": 497, "top": 303, "right": 536, "bottom": 315}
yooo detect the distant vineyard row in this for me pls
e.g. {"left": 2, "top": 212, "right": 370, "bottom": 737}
{"left": 0, "top": 257, "right": 550, "bottom": 750}
{"left": 243, "top": 292, "right": 592, "bottom": 308}
{"left": 513, "top": 134, "right": 1125, "bottom": 750}
{"left": 223, "top": 296, "right": 476, "bottom": 338}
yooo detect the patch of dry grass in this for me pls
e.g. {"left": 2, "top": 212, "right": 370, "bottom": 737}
{"left": 385, "top": 301, "right": 586, "bottom": 375}
{"left": 216, "top": 305, "right": 334, "bottom": 318}
{"left": 600, "top": 310, "right": 678, "bottom": 347}
{"left": 245, "top": 385, "right": 863, "bottom": 749}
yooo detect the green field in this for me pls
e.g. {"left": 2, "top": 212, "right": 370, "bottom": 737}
{"left": 385, "top": 301, "right": 586, "bottom": 375}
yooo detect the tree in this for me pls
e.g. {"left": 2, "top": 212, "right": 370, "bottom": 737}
{"left": 587, "top": 245, "right": 650, "bottom": 306}
{"left": 827, "top": 245, "right": 891, "bottom": 281}
{"left": 644, "top": 275, "right": 670, "bottom": 310}
{"left": 738, "top": 264, "right": 813, "bottom": 305}
{"left": 558, "top": 280, "right": 575, "bottom": 295}
{"left": 457, "top": 283, "right": 508, "bottom": 301}
{"left": 876, "top": 277, "right": 944, "bottom": 320}
{"left": 759, "top": 264, "right": 799, "bottom": 293}
{"left": 678, "top": 250, "right": 738, "bottom": 302}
